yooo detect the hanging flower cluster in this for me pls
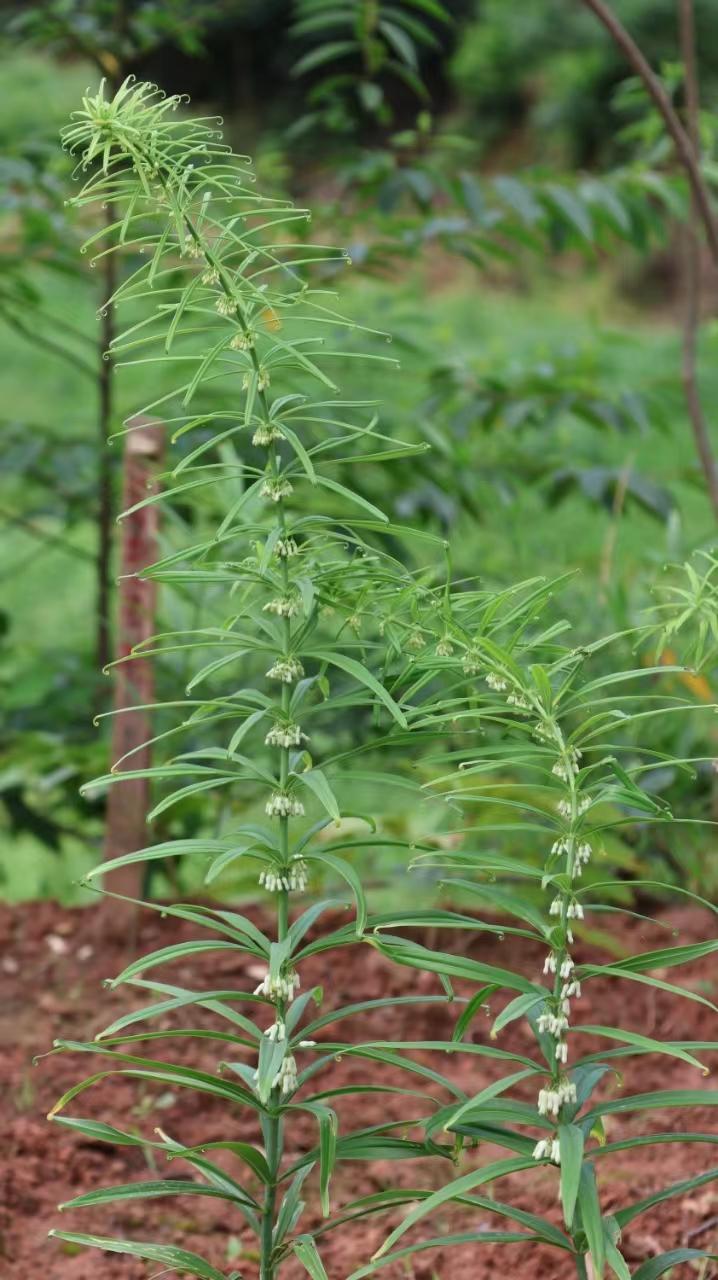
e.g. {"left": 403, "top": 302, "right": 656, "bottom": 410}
{"left": 258, "top": 857, "right": 309, "bottom": 893}
{"left": 253, "top": 967, "right": 301, "bottom": 1002}
{"left": 265, "top": 790, "right": 305, "bottom": 819}
{"left": 480, "top": 663, "right": 592, "bottom": 1166}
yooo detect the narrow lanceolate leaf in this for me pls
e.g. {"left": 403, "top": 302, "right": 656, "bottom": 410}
{"left": 573, "top": 1025, "right": 709, "bottom": 1073}
{"left": 453, "top": 986, "right": 499, "bottom": 1042}
{"left": 298, "top": 768, "right": 341, "bottom": 822}
{"left": 108, "top": 940, "right": 239, "bottom": 987}
{"left": 614, "top": 1165, "right": 718, "bottom": 1228}
{"left": 595, "top": 1131, "right": 718, "bottom": 1158}
{"left": 590, "top": 938, "right": 718, "bottom": 975}
{"left": 48, "top": 1233, "right": 227, "bottom": 1280}
{"left": 371, "top": 934, "right": 544, "bottom": 996}
{"left": 442, "top": 1069, "right": 540, "bottom": 1132}
{"left": 303, "top": 850, "right": 367, "bottom": 934}
{"left": 577, "top": 1163, "right": 605, "bottom": 1278}
{"left": 280, "top": 423, "right": 317, "bottom": 481}
{"left": 583, "top": 1090, "right": 718, "bottom": 1127}
{"left": 92, "top": 984, "right": 262, "bottom": 1040}
{"left": 492, "top": 992, "right": 545, "bottom": 1038}
{"left": 303, "top": 1042, "right": 467, "bottom": 1098}
{"left": 605, "top": 1239, "right": 631, "bottom": 1280}
{"left": 274, "top": 1166, "right": 312, "bottom": 1248}
{"left": 48, "top": 1050, "right": 265, "bottom": 1116}
{"left": 347, "top": 1232, "right": 538, "bottom": 1278}
{"left": 578, "top": 963, "right": 718, "bottom": 1014}
{"left": 307, "top": 650, "right": 408, "bottom": 727}
{"left": 58, "top": 1178, "right": 258, "bottom": 1212}
{"left": 632, "top": 1250, "right": 718, "bottom": 1279}
{"left": 168, "top": 1141, "right": 271, "bottom": 1184}
{"left": 315, "top": 475, "right": 388, "bottom": 522}
{"left": 296, "top": 1103, "right": 337, "bottom": 1216}
{"left": 558, "top": 1125, "right": 583, "bottom": 1228}
{"left": 371, "top": 1157, "right": 541, "bottom": 1259}
{"left": 344, "top": 1186, "right": 570, "bottom": 1253}
{"left": 293, "top": 1236, "right": 330, "bottom": 1279}
{"left": 51, "top": 1116, "right": 155, "bottom": 1147}
{"left": 83, "top": 838, "right": 237, "bottom": 879}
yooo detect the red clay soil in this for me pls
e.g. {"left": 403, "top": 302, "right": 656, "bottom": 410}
{"left": 1, "top": 899, "right": 717, "bottom": 1280}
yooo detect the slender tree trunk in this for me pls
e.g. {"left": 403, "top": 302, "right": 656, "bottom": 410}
{"left": 580, "top": 0, "right": 718, "bottom": 518}
{"left": 102, "top": 418, "right": 164, "bottom": 906}
{"left": 580, "top": 0, "right": 718, "bottom": 262}
{"left": 678, "top": 0, "right": 718, "bottom": 519}
{"left": 95, "top": 51, "right": 124, "bottom": 680}
{"left": 96, "top": 199, "right": 117, "bottom": 676}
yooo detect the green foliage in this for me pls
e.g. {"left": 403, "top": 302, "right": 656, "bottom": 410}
{"left": 7, "top": 0, "right": 223, "bottom": 67}
{"left": 290, "top": 0, "right": 451, "bottom": 135}
{"left": 451, "top": 0, "right": 718, "bottom": 163}
{"left": 419, "top": 349, "right": 674, "bottom": 523}
{"left": 310, "top": 117, "right": 688, "bottom": 277}
{"left": 0, "top": 49, "right": 91, "bottom": 145}
{"left": 648, "top": 549, "right": 718, "bottom": 670}
{"left": 0, "top": 141, "right": 89, "bottom": 367}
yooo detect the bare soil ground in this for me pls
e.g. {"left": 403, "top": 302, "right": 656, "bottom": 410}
{"left": 1, "top": 899, "right": 717, "bottom": 1279}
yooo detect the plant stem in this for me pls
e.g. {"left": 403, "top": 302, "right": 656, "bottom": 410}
{"left": 580, "top": 0, "right": 718, "bottom": 264}
{"left": 359, "top": 0, "right": 380, "bottom": 76}
{"left": 262, "top": 478, "right": 293, "bottom": 1280}
{"left": 259, "top": 490, "right": 292, "bottom": 1280}
{"left": 575, "top": 1254, "right": 590, "bottom": 1279}
{"left": 140, "top": 167, "right": 296, "bottom": 1278}
{"left": 261, "top": 1112, "right": 281, "bottom": 1280}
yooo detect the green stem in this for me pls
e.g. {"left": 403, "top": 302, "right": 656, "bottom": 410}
{"left": 575, "top": 1253, "right": 589, "bottom": 1280}
{"left": 552, "top": 743, "right": 577, "bottom": 1018}
{"left": 148, "top": 171, "right": 294, "bottom": 1276}
{"left": 260, "top": 417, "right": 293, "bottom": 1280}
{"left": 260, "top": 1112, "right": 281, "bottom": 1280}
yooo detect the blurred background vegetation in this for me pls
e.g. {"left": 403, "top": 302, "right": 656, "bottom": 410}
{"left": 2, "top": 0, "right": 718, "bottom": 909}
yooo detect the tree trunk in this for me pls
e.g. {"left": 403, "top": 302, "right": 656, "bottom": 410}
{"left": 96, "top": 200, "right": 117, "bottom": 679}
{"left": 102, "top": 417, "right": 164, "bottom": 904}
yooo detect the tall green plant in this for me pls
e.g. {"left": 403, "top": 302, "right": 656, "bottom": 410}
{"left": 50, "top": 77, "right": 460, "bottom": 1279}
{"left": 354, "top": 600, "right": 718, "bottom": 1278}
